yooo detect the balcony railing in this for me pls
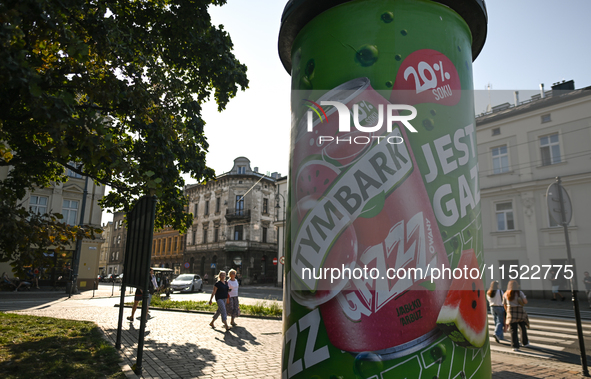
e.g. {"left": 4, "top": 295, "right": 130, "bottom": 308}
{"left": 225, "top": 208, "right": 250, "bottom": 222}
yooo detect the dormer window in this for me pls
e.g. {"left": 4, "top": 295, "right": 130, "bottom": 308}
{"left": 237, "top": 166, "right": 246, "bottom": 174}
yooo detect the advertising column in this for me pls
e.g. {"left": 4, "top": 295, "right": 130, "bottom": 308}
{"left": 279, "top": 1, "right": 489, "bottom": 378}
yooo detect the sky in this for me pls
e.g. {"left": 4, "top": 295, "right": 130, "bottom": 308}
{"left": 102, "top": 0, "right": 591, "bottom": 223}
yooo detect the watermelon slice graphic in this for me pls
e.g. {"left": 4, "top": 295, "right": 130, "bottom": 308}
{"left": 436, "top": 249, "right": 487, "bottom": 348}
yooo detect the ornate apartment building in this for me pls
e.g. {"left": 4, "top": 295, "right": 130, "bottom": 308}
{"left": 152, "top": 227, "right": 185, "bottom": 274}
{"left": 476, "top": 81, "right": 591, "bottom": 296}
{"left": 0, "top": 165, "right": 105, "bottom": 290}
{"left": 184, "top": 157, "right": 281, "bottom": 284}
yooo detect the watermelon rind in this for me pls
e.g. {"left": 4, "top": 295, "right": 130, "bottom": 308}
{"left": 436, "top": 303, "right": 487, "bottom": 348}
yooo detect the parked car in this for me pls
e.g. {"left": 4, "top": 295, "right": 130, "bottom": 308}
{"left": 115, "top": 273, "right": 123, "bottom": 283}
{"left": 170, "top": 274, "right": 202, "bottom": 293}
{"left": 106, "top": 274, "right": 117, "bottom": 282}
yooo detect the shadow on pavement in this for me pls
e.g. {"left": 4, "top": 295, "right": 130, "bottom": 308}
{"left": 102, "top": 325, "right": 215, "bottom": 378}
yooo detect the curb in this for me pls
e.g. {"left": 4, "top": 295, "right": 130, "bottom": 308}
{"left": 114, "top": 304, "right": 282, "bottom": 321}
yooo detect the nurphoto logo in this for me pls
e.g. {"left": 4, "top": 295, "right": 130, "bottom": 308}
{"left": 304, "top": 99, "right": 418, "bottom": 146}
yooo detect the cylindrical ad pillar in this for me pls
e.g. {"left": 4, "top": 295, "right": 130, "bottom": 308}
{"left": 279, "top": 0, "right": 489, "bottom": 378}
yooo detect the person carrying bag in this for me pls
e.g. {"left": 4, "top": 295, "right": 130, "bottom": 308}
{"left": 503, "top": 280, "right": 529, "bottom": 351}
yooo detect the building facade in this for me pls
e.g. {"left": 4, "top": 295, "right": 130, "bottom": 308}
{"left": 152, "top": 227, "right": 185, "bottom": 275}
{"left": 275, "top": 176, "right": 288, "bottom": 286}
{"left": 0, "top": 166, "right": 105, "bottom": 290}
{"left": 106, "top": 211, "right": 126, "bottom": 276}
{"left": 476, "top": 82, "right": 591, "bottom": 296}
{"left": 98, "top": 221, "right": 113, "bottom": 276}
{"left": 184, "top": 157, "right": 280, "bottom": 284}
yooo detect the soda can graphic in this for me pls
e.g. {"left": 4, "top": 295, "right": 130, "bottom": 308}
{"left": 290, "top": 77, "right": 398, "bottom": 308}
{"left": 279, "top": 1, "right": 488, "bottom": 378}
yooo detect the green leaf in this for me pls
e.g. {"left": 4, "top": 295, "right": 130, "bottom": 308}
{"left": 358, "top": 191, "right": 386, "bottom": 219}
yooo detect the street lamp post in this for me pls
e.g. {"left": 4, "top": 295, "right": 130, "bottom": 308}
{"left": 70, "top": 166, "right": 90, "bottom": 297}
{"left": 275, "top": 192, "right": 286, "bottom": 288}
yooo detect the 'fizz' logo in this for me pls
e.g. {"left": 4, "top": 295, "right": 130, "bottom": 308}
{"left": 305, "top": 99, "right": 418, "bottom": 134}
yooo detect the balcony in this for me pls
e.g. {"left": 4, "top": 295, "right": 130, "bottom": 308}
{"left": 225, "top": 208, "right": 251, "bottom": 222}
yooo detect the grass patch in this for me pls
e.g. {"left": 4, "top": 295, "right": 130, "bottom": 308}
{"left": 129, "top": 297, "right": 282, "bottom": 318}
{"left": 0, "top": 312, "right": 125, "bottom": 379}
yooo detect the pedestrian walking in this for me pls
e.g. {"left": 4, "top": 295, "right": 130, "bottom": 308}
{"left": 583, "top": 271, "right": 591, "bottom": 308}
{"left": 486, "top": 280, "right": 505, "bottom": 343}
{"left": 127, "top": 268, "right": 158, "bottom": 322}
{"left": 209, "top": 270, "right": 230, "bottom": 331}
{"left": 204, "top": 273, "right": 209, "bottom": 284}
{"left": 503, "top": 280, "right": 529, "bottom": 351}
{"left": 549, "top": 270, "right": 566, "bottom": 301}
{"left": 227, "top": 269, "right": 240, "bottom": 327}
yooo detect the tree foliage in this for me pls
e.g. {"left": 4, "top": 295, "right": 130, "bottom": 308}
{"left": 0, "top": 0, "right": 248, "bottom": 266}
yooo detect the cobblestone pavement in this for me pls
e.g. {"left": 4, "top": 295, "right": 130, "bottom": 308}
{"left": 11, "top": 295, "right": 282, "bottom": 378}
{"left": 6, "top": 290, "right": 589, "bottom": 378}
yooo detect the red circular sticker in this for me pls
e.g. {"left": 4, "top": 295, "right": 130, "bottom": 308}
{"left": 390, "top": 49, "right": 461, "bottom": 106}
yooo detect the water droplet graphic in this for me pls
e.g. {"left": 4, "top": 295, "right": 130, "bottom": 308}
{"left": 457, "top": 46, "right": 462, "bottom": 52}
{"left": 354, "top": 351, "right": 384, "bottom": 378}
{"left": 305, "top": 59, "right": 315, "bottom": 77}
{"left": 385, "top": 81, "right": 393, "bottom": 88}
{"left": 355, "top": 45, "right": 379, "bottom": 67}
{"left": 395, "top": 54, "right": 402, "bottom": 61}
{"left": 400, "top": 29, "right": 408, "bottom": 36}
{"left": 423, "top": 118, "right": 434, "bottom": 131}
{"left": 381, "top": 12, "right": 394, "bottom": 23}
{"left": 430, "top": 109, "right": 437, "bottom": 116}
{"left": 430, "top": 343, "right": 447, "bottom": 362}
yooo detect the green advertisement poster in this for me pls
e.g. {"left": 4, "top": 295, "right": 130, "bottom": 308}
{"left": 278, "top": 1, "right": 490, "bottom": 378}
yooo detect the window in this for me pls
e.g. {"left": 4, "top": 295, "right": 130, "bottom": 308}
{"left": 157, "top": 239, "right": 161, "bottom": 253}
{"left": 214, "top": 227, "right": 219, "bottom": 242}
{"left": 234, "top": 225, "right": 243, "bottom": 241}
{"left": 491, "top": 145, "right": 509, "bottom": 174}
{"left": 236, "top": 195, "right": 244, "bottom": 216}
{"left": 541, "top": 114, "right": 552, "bottom": 123}
{"left": 263, "top": 198, "right": 268, "bottom": 214}
{"left": 496, "top": 202, "right": 514, "bottom": 231}
{"left": 540, "top": 133, "right": 561, "bottom": 166}
{"left": 192, "top": 229, "right": 196, "bottom": 245}
{"left": 237, "top": 166, "right": 246, "bottom": 174}
{"left": 117, "top": 235, "right": 121, "bottom": 244}
{"left": 174, "top": 237, "right": 177, "bottom": 251}
{"left": 262, "top": 227, "right": 268, "bottom": 243}
{"left": 62, "top": 200, "right": 79, "bottom": 225}
{"left": 30, "top": 195, "right": 48, "bottom": 215}
{"left": 491, "top": 127, "right": 501, "bottom": 136}
{"left": 216, "top": 197, "right": 221, "bottom": 213}
{"left": 203, "top": 228, "right": 208, "bottom": 244}
{"left": 66, "top": 162, "right": 83, "bottom": 178}
{"left": 193, "top": 203, "right": 198, "bottom": 217}
{"left": 204, "top": 200, "right": 209, "bottom": 216}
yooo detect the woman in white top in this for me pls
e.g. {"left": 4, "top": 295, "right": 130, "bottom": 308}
{"left": 227, "top": 269, "right": 240, "bottom": 326}
{"left": 486, "top": 281, "right": 505, "bottom": 343}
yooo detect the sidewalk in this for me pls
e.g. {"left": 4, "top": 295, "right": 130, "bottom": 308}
{"left": 491, "top": 351, "right": 587, "bottom": 378}
{"left": 4, "top": 290, "right": 588, "bottom": 379}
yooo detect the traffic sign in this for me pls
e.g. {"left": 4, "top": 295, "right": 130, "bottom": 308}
{"left": 279, "top": 256, "right": 285, "bottom": 265}
{"left": 211, "top": 263, "right": 217, "bottom": 269}
{"left": 273, "top": 257, "right": 278, "bottom": 265}
{"left": 184, "top": 262, "right": 190, "bottom": 269}
{"left": 547, "top": 182, "right": 572, "bottom": 225}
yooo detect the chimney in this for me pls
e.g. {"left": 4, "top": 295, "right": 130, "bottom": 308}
{"left": 514, "top": 91, "right": 519, "bottom": 106}
{"left": 253, "top": 167, "right": 259, "bottom": 173}
{"left": 540, "top": 83, "right": 545, "bottom": 98}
